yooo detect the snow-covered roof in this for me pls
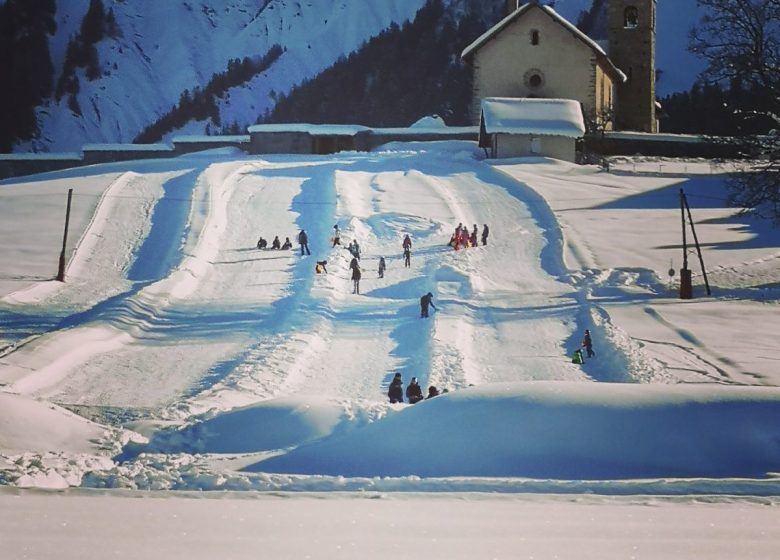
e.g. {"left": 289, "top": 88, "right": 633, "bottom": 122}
{"left": 461, "top": 3, "right": 626, "bottom": 83}
{"left": 604, "top": 131, "right": 706, "bottom": 144}
{"left": 172, "top": 135, "right": 250, "bottom": 144}
{"left": 249, "top": 122, "right": 477, "bottom": 137}
{"left": 371, "top": 126, "right": 477, "bottom": 136}
{"left": 247, "top": 123, "right": 370, "bottom": 136}
{"left": 0, "top": 152, "right": 82, "bottom": 161}
{"left": 82, "top": 143, "right": 174, "bottom": 152}
{"left": 480, "top": 97, "right": 586, "bottom": 138}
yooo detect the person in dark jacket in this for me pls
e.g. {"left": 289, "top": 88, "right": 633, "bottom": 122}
{"left": 257, "top": 237, "right": 267, "bottom": 249}
{"left": 582, "top": 329, "right": 595, "bottom": 358}
{"left": 281, "top": 237, "right": 292, "bottom": 250}
{"left": 420, "top": 292, "right": 436, "bottom": 318}
{"left": 470, "top": 225, "right": 478, "bottom": 248}
{"left": 378, "top": 256, "right": 386, "bottom": 278}
{"left": 298, "top": 229, "right": 310, "bottom": 255}
{"left": 481, "top": 224, "right": 489, "bottom": 246}
{"left": 350, "top": 258, "right": 361, "bottom": 294}
{"left": 426, "top": 386, "right": 440, "bottom": 399}
{"left": 406, "top": 377, "right": 423, "bottom": 404}
{"left": 271, "top": 235, "right": 281, "bottom": 249}
{"left": 388, "top": 372, "right": 404, "bottom": 403}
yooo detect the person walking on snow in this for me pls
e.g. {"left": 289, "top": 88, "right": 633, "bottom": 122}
{"left": 582, "top": 329, "right": 595, "bottom": 358}
{"left": 348, "top": 240, "right": 361, "bottom": 260}
{"left": 420, "top": 292, "right": 436, "bottom": 318}
{"left": 481, "top": 224, "right": 489, "bottom": 246}
{"left": 402, "top": 235, "right": 412, "bottom": 268}
{"left": 350, "top": 258, "right": 362, "bottom": 294}
{"left": 388, "top": 372, "right": 404, "bottom": 403}
{"left": 378, "top": 256, "right": 386, "bottom": 278}
{"left": 332, "top": 225, "right": 341, "bottom": 247}
{"left": 470, "top": 225, "right": 478, "bottom": 248}
{"left": 298, "top": 229, "right": 310, "bottom": 255}
{"left": 406, "top": 377, "right": 423, "bottom": 404}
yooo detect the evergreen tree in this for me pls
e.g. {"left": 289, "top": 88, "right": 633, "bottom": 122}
{"left": 134, "top": 45, "right": 283, "bottom": 143}
{"left": 0, "top": 0, "right": 57, "bottom": 150}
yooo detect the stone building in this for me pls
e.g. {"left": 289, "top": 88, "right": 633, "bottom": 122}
{"left": 462, "top": 1, "right": 657, "bottom": 133}
{"left": 607, "top": 0, "right": 657, "bottom": 132}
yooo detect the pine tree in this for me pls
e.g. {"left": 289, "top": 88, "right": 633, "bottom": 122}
{"left": 0, "top": 0, "right": 57, "bottom": 150}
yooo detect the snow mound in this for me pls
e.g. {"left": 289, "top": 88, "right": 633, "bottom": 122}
{"left": 246, "top": 382, "right": 780, "bottom": 480}
{"left": 0, "top": 392, "right": 108, "bottom": 454}
{"left": 410, "top": 115, "right": 447, "bottom": 128}
{"left": 122, "top": 396, "right": 346, "bottom": 457}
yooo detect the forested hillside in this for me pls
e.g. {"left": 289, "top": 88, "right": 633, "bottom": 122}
{"left": 265, "top": 0, "right": 503, "bottom": 127}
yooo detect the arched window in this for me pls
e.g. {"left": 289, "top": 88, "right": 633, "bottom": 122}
{"left": 531, "top": 29, "right": 540, "bottom": 45}
{"left": 624, "top": 6, "right": 639, "bottom": 28}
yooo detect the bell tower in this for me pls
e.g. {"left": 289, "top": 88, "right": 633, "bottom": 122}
{"left": 607, "top": 0, "right": 657, "bottom": 132}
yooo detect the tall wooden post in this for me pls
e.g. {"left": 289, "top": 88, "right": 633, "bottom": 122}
{"left": 679, "top": 188, "right": 692, "bottom": 299}
{"left": 683, "top": 191, "right": 712, "bottom": 296}
{"left": 57, "top": 188, "right": 73, "bottom": 282}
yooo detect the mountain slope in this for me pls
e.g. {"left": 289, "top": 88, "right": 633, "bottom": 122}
{"left": 27, "top": 0, "right": 433, "bottom": 151}
{"left": 21, "top": 0, "right": 705, "bottom": 152}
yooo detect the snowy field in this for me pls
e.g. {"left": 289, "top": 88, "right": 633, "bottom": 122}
{"left": 0, "top": 143, "right": 778, "bottom": 558}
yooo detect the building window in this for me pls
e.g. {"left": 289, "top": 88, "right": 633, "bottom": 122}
{"left": 624, "top": 6, "right": 639, "bottom": 28}
{"left": 531, "top": 29, "right": 540, "bottom": 45}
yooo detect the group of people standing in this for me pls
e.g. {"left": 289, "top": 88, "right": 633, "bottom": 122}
{"left": 325, "top": 225, "right": 414, "bottom": 293}
{"left": 449, "top": 223, "right": 488, "bottom": 250}
{"left": 388, "top": 372, "right": 440, "bottom": 404}
{"left": 257, "top": 235, "right": 293, "bottom": 250}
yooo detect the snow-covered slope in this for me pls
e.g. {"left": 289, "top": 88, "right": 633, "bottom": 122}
{"left": 1, "top": 142, "right": 779, "bottom": 556}
{"left": 31, "top": 0, "right": 432, "bottom": 151}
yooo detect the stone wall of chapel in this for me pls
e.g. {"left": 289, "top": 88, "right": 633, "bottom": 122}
{"left": 470, "top": 10, "right": 597, "bottom": 124}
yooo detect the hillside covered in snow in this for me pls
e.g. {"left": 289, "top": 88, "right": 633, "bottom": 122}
{"left": 1, "top": 133, "right": 779, "bottom": 556}
{"left": 6, "top": 0, "right": 706, "bottom": 153}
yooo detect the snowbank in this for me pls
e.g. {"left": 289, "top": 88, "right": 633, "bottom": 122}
{"left": 247, "top": 382, "right": 780, "bottom": 479}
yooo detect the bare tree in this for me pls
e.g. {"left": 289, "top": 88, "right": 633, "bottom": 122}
{"left": 690, "top": 0, "right": 780, "bottom": 222}
{"left": 690, "top": 0, "right": 780, "bottom": 98}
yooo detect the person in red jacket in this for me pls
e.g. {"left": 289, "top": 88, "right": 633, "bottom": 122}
{"left": 402, "top": 234, "right": 412, "bottom": 267}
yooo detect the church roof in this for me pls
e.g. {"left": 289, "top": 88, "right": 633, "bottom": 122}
{"left": 461, "top": 3, "right": 626, "bottom": 83}
{"left": 480, "top": 97, "right": 586, "bottom": 138}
